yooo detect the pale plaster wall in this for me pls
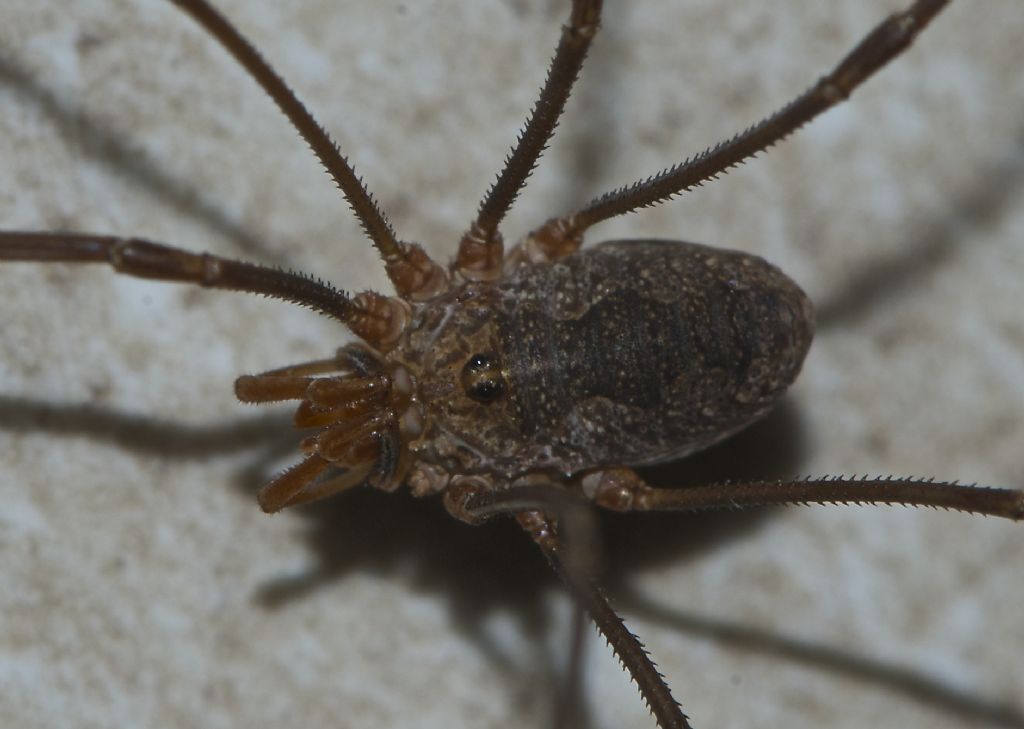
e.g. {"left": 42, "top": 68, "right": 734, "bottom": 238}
{"left": 1, "top": 2, "right": 1022, "bottom": 728}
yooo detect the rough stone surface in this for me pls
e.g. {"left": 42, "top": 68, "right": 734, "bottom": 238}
{"left": 1, "top": 2, "right": 1022, "bottom": 729}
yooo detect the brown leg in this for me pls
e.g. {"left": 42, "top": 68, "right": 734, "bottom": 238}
{"left": 455, "top": 0, "right": 603, "bottom": 281}
{"left": 519, "top": 510, "right": 692, "bottom": 729}
{"left": 582, "top": 468, "right": 1024, "bottom": 521}
{"left": 0, "top": 231, "right": 407, "bottom": 349}
{"left": 165, "top": 0, "right": 447, "bottom": 299}
{"left": 455, "top": 483, "right": 693, "bottom": 729}
{"left": 537, "top": 0, "right": 950, "bottom": 247}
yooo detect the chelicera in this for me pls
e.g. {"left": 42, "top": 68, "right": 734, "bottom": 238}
{"left": 1, "top": 1, "right": 1020, "bottom": 727}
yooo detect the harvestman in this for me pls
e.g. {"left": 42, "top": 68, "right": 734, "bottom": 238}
{"left": 1, "top": 1, "right": 1021, "bottom": 727}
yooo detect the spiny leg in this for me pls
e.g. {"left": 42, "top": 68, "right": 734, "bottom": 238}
{"left": 4, "top": 2, "right": 430, "bottom": 353}
{"left": 581, "top": 468, "right": 1024, "bottom": 521}
{"left": 0, "top": 231, "right": 407, "bottom": 510}
{"left": 454, "top": 0, "right": 603, "bottom": 281}
{"left": 454, "top": 484, "right": 692, "bottom": 729}
{"left": 164, "top": 0, "right": 445, "bottom": 299}
{"left": 528, "top": 0, "right": 951, "bottom": 260}
{"left": 0, "top": 231, "right": 406, "bottom": 350}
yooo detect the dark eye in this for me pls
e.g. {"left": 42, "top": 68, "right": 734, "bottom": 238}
{"left": 460, "top": 353, "right": 506, "bottom": 404}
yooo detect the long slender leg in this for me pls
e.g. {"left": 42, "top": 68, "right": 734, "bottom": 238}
{"left": 0, "top": 231, "right": 408, "bottom": 508}
{"left": 454, "top": 484, "right": 693, "bottom": 729}
{"left": 521, "top": 511, "right": 692, "bottom": 729}
{"left": 528, "top": 0, "right": 950, "bottom": 260}
{"left": 165, "top": 0, "right": 445, "bottom": 299}
{"left": 0, "top": 231, "right": 407, "bottom": 350}
{"left": 454, "top": 0, "right": 603, "bottom": 281}
{"left": 581, "top": 468, "right": 1024, "bottom": 521}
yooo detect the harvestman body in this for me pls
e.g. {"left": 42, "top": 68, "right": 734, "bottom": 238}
{"left": 1, "top": 1, "right": 1021, "bottom": 727}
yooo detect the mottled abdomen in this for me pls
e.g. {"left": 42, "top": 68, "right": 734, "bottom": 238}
{"left": 497, "top": 240, "right": 814, "bottom": 473}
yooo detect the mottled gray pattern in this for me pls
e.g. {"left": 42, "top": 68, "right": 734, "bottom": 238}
{"left": 408, "top": 240, "right": 813, "bottom": 478}
{"left": 497, "top": 240, "right": 814, "bottom": 472}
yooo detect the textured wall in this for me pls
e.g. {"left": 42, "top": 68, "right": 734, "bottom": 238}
{"left": 1, "top": 2, "right": 1022, "bottom": 728}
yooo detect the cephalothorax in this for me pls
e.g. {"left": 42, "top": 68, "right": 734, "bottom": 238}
{"left": 2, "top": 1, "right": 1021, "bottom": 728}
